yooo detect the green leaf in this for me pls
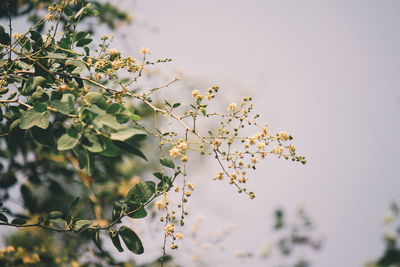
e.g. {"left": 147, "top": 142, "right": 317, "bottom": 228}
{"left": 51, "top": 100, "right": 72, "bottom": 114}
{"left": 69, "top": 60, "right": 87, "bottom": 74}
{"left": 30, "top": 126, "right": 55, "bottom": 147}
{"left": 118, "top": 226, "right": 144, "bottom": 255}
{"left": 94, "top": 114, "right": 124, "bottom": 130}
{"left": 92, "top": 230, "right": 101, "bottom": 250}
{"left": 21, "top": 184, "right": 36, "bottom": 212}
{"left": 11, "top": 218, "right": 27, "bottom": 225}
{"left": 64, "top": 6, "right": 74, "bottom": 16}
{"left": 84, "top": 134, "right": 104, "bottom": 153}
{"left": 76, "top": 31, "right": 89, "bottom": 41}
{"left": 127, "top": 181, "right": 155, "bottom": 203}
{"left": 20, "top": 109, "right": 50, "bottom": 130}
{"left": 0, "top": 213, "right": 7, "bottom": 223}
{"left": 73, "top": 220, "right": 93, "bottom": 232}
{"left": 47, "top": 52, "right": 67, "bottom": 59}
{"left": 110, "top": 128, "right": 146, "bottom": 141}
{"left": 157, "top": 180, "right": 172, "bottom": 192}
{"left": 160, "top": 158, "right": 175, "bottom": 169}
{"left": 49, "top": 218, "right": 67, "bottom": 226}
{"left": 0, "top": 26, "right": 10, "bottom": 45}
{"left": 69, "top": 197, "right": 80, "bottom": 210}
{"left": 84, "top": 92, "right": 107, "bottom": 109}
{"left": 29, "top": 31, "right": 42, "bottom": 43}
{"left": 126, "top": 206, "right": 147, "bottom": 219}
{"left": 109, "top": 230, "right": 124, "bottom": 252}
{"left": 98, "top": 136, "right": 120, "bottom": 157}
{"left": 75, "top": 5, "right": 89, "bottom": 19}
{"left": 33, "top": 102, "right": 47, "bottom": 113}
{"left": 130, "top": 113, "right": 141, "bottom": 121}
{"left": 153, "top": 172, "right": 164, "bottom": 180}
{"left": 76, "top": 38, "right": 93, "bottom": 47}
{"left": 113, "top": 141, "right": 147, "bottom": 160}
{"left": 48, "top": 211, "right": 63, "bottom": 219}
{"left": 21, "top": 76, "right": 46, "bottom": 95}
{"left": 112, "top": 202, "right": 122, "bottom": 223}
{"left": 173, "top": 103, "right": 181, "bottom": 108}
{"left": 106, "top": 103, "right": 123, "bottom": 114}
{"left": 57, "top": 131, "right": 81, "bottom": 151}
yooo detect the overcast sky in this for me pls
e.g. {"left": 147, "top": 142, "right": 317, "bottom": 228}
{"left": 114, "top": 1, "right": 400, "bottom": 266}
{"left": 115, "top": 0, "right": 400, "bottom": 266}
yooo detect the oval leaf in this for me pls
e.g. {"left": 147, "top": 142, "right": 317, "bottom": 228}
{"left": 160, "top": 158, "right": 175, "bottom": 169}
{"left": 110, "top": 128, "right": 146, "bottom": 141}
{"left": 57, "top": 132, "right": 81, "bottom": 151}
{"left": 119, "top": 226, "right": 144, "bottom": 255}
{"left": 109, "top": 230, "right": 124, "bottom": 252}
{"left": 11, "top": 218, "right": 27, "bottom": 225}
{"left": 127, "top": 181, "right": 155, "bottom": 203}
{"left": 20, "top": 109, "right": 50, "bottom": 130}
{"left": 0, "top": 213, "right": 8, "bottom": 223}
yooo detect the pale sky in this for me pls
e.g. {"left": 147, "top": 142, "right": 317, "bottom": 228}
{"left": 8, "top": 0, "right": 400, "bottom": 266}
{"left": 118, "top": 1, "right": 400, "bottom": 266}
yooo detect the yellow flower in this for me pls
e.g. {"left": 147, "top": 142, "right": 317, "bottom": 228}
{"left": 206, "top": 93, "right": 214, "bottom": 100}
{"left": 251, "top": 157, "right": 259, "bottom": 164}
{"left": 212, "top": 138, "right": 222, "bottom": 148}
{"left": 271, "top": 146, "right": 283, "bottom": 155}
{"left": 140, "top": 47, "right": 150, "bottom": 54}
{"left": 108, "top": 48, "right": 120, "bottom": 56}
{"left": 127, "top": 57, "right": 137, "bottom": 63}
{"left": 111, "top": 60, "right": 123, "bottom": 69}
{"left": 175, "top": 233, "right": 184, "bottom": 240}
{"left": 278, "top": 131, "right": 289, "bottom": 141}
{"left": 215, "top": 172, "right": 224, "bottom": 180}
{"left": 187, "top": 182, "right": 195, "bottom": 191}
{"left": 95, "top": 60, "right": 106, "bottom": 68}
{"left": 181, "top": 155, "right": 188, "bottom": 162}
{"left": 169, "top": 147, "right": 180, "bottom": 158}
{"left": 192, "top": 90, "right": 200, "bottom": 98}
{"left": 248, "top": 137, "right": 256, "bottom": 145}
{"left": 177, "top": 142, "right": 189, "bottom": 151}
{"left": 238, "top": 177, "right": 246, "bottom": 183}
{"left": 164, "top": 223, "right": 175, "bottom": 236}
{"left": 12, "top": 33, "right": 21, "bottom": 39}
{"left": 45, "top": 13, "right": 55, "bottom": 21}
{"left": 256, "top": 142, "right": 266, "bottom": 150}
{"left": 227, "top": 103, "right": 237, "bottom": 111}
{"left": 155, "top": 200, "right": 166, "bottom": 210}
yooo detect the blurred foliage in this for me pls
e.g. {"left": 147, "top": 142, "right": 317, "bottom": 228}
{"left": 367, "top": 202, "right": 400, "bottom": 267}
{"left": 268, "top": 208, "right": 323, "bottom": 267}
{"left": 0, "top": 0, "right": 131, "bottom": 33}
